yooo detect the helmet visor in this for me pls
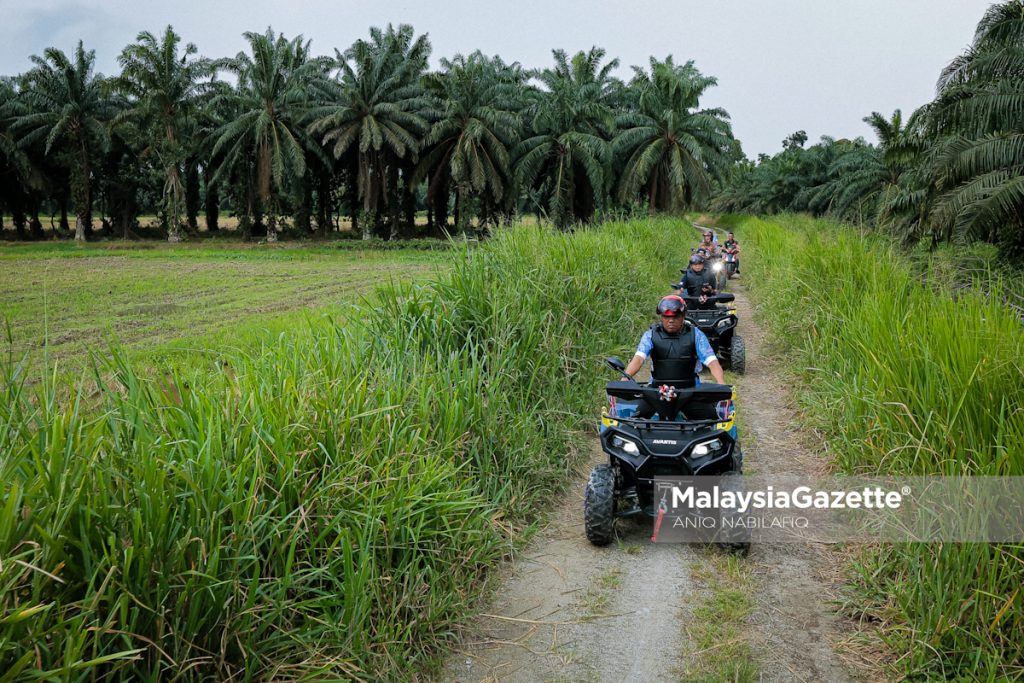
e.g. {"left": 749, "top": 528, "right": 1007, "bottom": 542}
{"left": 657, "top": 296, "right": 686, "bottom": 317}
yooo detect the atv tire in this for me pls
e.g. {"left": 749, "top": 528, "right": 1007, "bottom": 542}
{"left": 584, "top": 464, "right": 616, "bottom": 546}
{"left": 718, "top": 470, "right": 751, "bottom": 557}
{"left": 730, "top": 335, "right": 746, "bottom": 374}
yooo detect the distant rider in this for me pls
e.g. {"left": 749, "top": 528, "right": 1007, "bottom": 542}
{"left": 697, "top": 229, "right": 718, "bottom": 256}
{"left": 723, "top": 231, "right": 740, "bottom": 274}
{"left": 675, "top": 254, "right": 718, "bottom": 308}
{"left": 622, "top": 295, "right": 726, "bottom": 385}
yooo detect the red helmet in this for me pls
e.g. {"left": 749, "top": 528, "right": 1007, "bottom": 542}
{"left": 656, "top": 295, "right": 687, "bottom": 317}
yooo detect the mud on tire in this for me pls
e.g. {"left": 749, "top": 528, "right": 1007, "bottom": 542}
{"left": 584, "top": 464, "right": 616, "bottom": 546}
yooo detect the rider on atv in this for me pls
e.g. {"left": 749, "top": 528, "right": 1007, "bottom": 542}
{"left": 620, "top": 295, "right": 726, "bottom": 386}
{"left": 675, "top": 255, "right": 719, "bottom": 308}
{"left": 697, "top": 229, "right": 718, "bottom": 256}
{"left": 722, "top": 232, "right": 740, "bottom": 275}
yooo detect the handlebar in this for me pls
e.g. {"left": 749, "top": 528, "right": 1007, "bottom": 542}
{"left": 666, "top": 289, "right": 736, "bottom": 304}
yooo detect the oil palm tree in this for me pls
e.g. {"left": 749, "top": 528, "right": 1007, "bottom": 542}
{"left": 413, "top": 52, "right": 521, "bottom": 236}
{"left": 513, "top": 47, "right": 619, "bottom": 229}
{"left": 10, "top": 41, "right": 114, "bottom": 241}
{"left": 309, "top": 24, "right": 431, "bottom": 239}
{"left": 0, "top": 77, "right": 38, "bottom": 237}
{"left": 111, "top": 26, "right": 213, "bottom": 241}
{"left": 929, "top": 0, "right": 1024, "bottom": 247}
{"left": 614, "top": 57, "right": 732, "bottom": 213}
{"left": 211, "top": 28, "right": 331, "bottom": 241}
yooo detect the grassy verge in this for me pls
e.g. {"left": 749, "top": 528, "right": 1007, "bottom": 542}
{"left": 0, "top": 219, "right": 677, "bottom": 681}
{"left": 682, "top": 551, "right": 757, "bottom": 682}
{"left": 720, "top": 213, "right": 1024, "bottom": 679}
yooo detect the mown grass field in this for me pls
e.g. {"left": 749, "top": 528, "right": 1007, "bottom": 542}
{"left": 0, "top": 241, "right": 447, "bottom": 373}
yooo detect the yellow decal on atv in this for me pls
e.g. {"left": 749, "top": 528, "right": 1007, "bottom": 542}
{"left": 601, "top": 407, "right": 619, "bottom": 428}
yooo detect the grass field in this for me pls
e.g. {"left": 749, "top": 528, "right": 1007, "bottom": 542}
{"left": 0, "top": 240, "right": 448, "bottom": 372}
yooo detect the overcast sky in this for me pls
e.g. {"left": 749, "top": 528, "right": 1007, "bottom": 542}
{"left": 0, "top": 0, "right": 996, "bottom": 157}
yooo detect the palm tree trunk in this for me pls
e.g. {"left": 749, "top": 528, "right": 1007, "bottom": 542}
{"left": 317, "top": 173, "right": 331, "bottom": 238}
{"left": 257, "top": 144, "right": 276, "bottom": 242}
{"left": 266, "top": 203, "right": 278, "bottom": 243}
{"left": 387, "top": 165, "right": 401, "bottom": 241}
{"left": 30, "top": 213, "right": 44, "bottom": 240}
{"left": 359, "top": 156, "right": 375, "bottom": 240}
{"left": 204, "top": 164, "right": 220, "bottom": 232}
{"left": 648, "top": 172, "right": 658, "bottom": 215}
{"left": 10, "top": 210, "right": 24, "bottom": 240}
{"left": 72, "top": 158, "right": 90, "bottom": 242}
{"left": 59, "top": 192, "right": 70, "bottom": 232}
{"left": 297, "top": 180, "right": 314, "bottom": 235}
{"left": 166, "top": 164, "right": 184, "bottom": 242}
{"left": 185, "top": 161, "right": 200, "bottom": 233}
{"left": 401, "top": 172, "right": 416, "bottom": 238}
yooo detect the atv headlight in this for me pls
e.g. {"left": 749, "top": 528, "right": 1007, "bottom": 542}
{"left": 716, "top": 317, "right": 731, "bottom": 329}
{"left": 692, "top": 439, "right": 723, "bottom": 457}
{"left": 712, "top": 262, "right": 723, "bottom": 272}
{"left": 611, "top": 435, "right": 640, "bottom": 455}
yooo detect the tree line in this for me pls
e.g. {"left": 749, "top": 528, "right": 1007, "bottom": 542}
{"left": 713, "top": 0, "right": 1024, "bottom": 254}
{"left": 0, "top": 25, "right": 741, "bottom": 242}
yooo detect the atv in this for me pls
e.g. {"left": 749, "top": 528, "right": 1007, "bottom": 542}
{"left": 587, "top": 357, "right": 748, "bottom": 554}
{"left": 707, "top": 254, "right": 729, "bottom": 291}
{"left": 722, "top": 251, "right": 738, "bottom": 279}
{"left": 691, "top": 247, "right": 728, "bottom": 292}
{"left": 668, "top": 288, "right": 746, "bottom": 374}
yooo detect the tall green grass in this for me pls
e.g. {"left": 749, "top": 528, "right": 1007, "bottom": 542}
{"left": 726, "top": 213, "right": 1024, "bottom": 679}
{"left": 0, "top": 220, "right": 676, "bottom": 681}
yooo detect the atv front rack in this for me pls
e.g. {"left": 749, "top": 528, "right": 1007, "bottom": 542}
{"left": 603, "top": 414, "right": 724, "bottom": 432}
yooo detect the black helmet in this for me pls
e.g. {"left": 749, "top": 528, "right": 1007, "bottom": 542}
{"left": 690, "top": 254, "right": 705, "bottom": 264}
{"left": 656, "top": 295, "right": 687, "bottom": 317}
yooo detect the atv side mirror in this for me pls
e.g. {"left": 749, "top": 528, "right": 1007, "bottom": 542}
{"left": 605, "top": 356, "right": 627, "bottom": 373}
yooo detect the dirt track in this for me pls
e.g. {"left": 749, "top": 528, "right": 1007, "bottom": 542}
{"left": 439, "top": 281, "right": 860, "bottom": 683}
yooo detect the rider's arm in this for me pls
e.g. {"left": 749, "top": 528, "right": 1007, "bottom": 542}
{"left": 706, "top": 359, "right": 726, "bottom": 384}
{"left": 624, "top": 355, "right": 644, "bottom": 379}
{"left": 694, "top": 329, "right": 726, "bottom": 383}
{"left": 624, "top": 330, "right": 653, "bottom": 378}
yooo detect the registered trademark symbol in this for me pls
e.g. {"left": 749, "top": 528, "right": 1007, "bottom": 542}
{"left": 901, "top": 486, "right": 911, "bottom": 495}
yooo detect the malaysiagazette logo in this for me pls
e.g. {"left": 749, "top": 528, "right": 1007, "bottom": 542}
{"left": 671, "top": 484, "right": 907, "bottom": 515}
{"left": 654, "top": 475, "right": 1024, "bottom": 543}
